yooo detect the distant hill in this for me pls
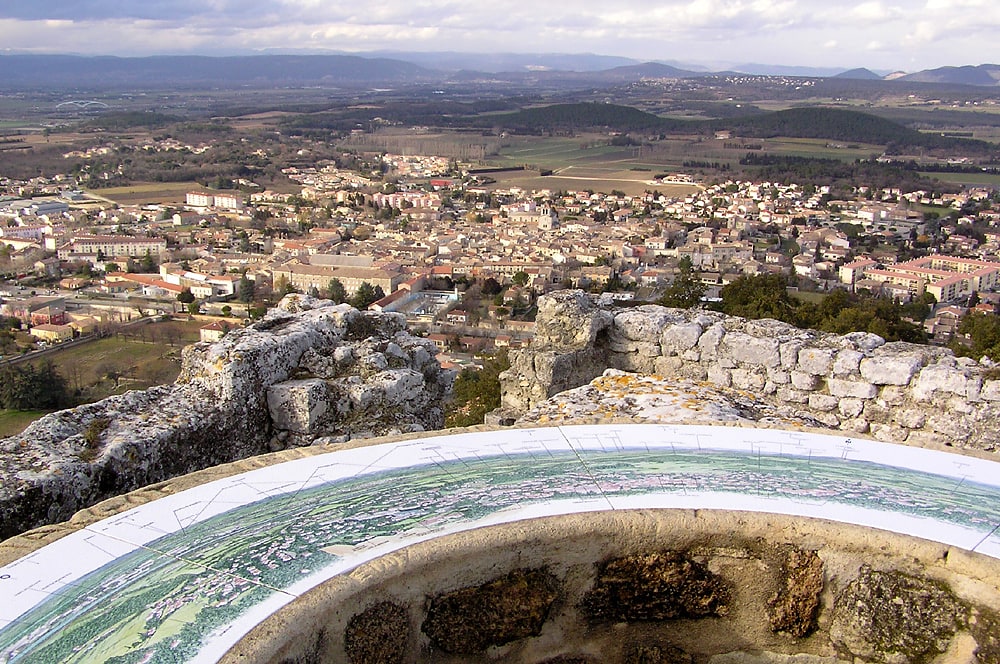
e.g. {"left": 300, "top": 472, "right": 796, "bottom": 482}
{"left": 484, "top": 103, "right": 997, "bottom": 155}
{"left": 898, "top": 64, "right": 1000, "bottom": 86}
{"left": 601, "top": 62, "right": 703, "bottom": 79}
{"left": 834, "top": 68, "right": 882, "bottom": 81}
{"left": 0, "top": 54, "right": 437, "bottom": 90}
{"left": 360, "top": 51, "right": 640, "bottom": 73}
{"left": 717, "top": 107, "right": 997, "bottom": 154}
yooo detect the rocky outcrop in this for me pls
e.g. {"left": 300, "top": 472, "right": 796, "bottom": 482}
{"left": 0, "top": 295, "right": 450, "bottom": 540}
{"left": 499, "top": 291, "right": 1000, "bottom": 452}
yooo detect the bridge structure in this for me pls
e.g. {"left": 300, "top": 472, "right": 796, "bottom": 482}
{"left": 1, "top": 423, "right": 999, "bottom": 663}
{"left": 54, "top": 100, "right": 111, "bottom": 110}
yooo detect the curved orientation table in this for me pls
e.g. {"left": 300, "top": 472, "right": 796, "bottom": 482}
{"left": 2, "top": 424, "right": 1000, "bottom": 663}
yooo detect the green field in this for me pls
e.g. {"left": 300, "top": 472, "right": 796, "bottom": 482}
{"left": 85, "top": 182, "right": 199, "bottom": 205}
{"left": 920, "top": 171, "right": 1000, "bottom": 188}
{"left": 0, "top": 409, "right": 53, "bottom": 437}
{"left": 489, "top": 134, "right": 887, "bottom": 195}
{"left": 3, "top": 318, "right": 209, "bottom": 435}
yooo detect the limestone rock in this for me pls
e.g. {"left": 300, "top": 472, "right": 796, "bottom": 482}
{"left": 859, "top": 353, "right": 924, "bottom": 386}
{"left": 0, "top": 295, "right": 450, "bottom": 540}
{"left": 499, "top": 291, "right": 1000, "bottom": 452}
{"left": 421, "top": 568, "right": 559, "bottom": 654}
{"left": 767, "top": 547, "right": 824, "bottom": 637}
{"left": 513, "top": 370, "right": 827, "bottom": 429}
{"left": 830, "top": 565, "right": 963, "bottom": 663}
{"left": 581, "top": 551, "right": 730, "bottom": 623}
{"left": 626, "top": 643, "right": 693, "bottom": 664}
{"left": 344, "top": 602, "right": 409, "bottom": 664}
{"left": 534, "top": 290, "right": 613, "bottom": 349}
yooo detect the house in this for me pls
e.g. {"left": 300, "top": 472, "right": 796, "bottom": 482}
{"left": 29, "top": 323, "right": 73, "bottom": 343}
{"left": 199, "top": 320, "right": 234, "bottom": 343}
{"left": 446, "top": 309, "right": 469, "bottom": 325}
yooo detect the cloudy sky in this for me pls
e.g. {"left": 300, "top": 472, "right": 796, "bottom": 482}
{"left": 0, "top": 0, "right": 995, "bottom": 72}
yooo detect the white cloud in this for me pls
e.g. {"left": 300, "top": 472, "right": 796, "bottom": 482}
{"left": 0, "top": 0, "right": 995, "bottom": 70}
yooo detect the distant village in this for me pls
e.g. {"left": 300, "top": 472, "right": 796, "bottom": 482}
{"left": 2, "top": 149, "right": 1000, "bottom": 362}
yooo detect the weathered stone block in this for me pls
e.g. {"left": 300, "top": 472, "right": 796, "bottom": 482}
{"left": 914, "top": 364, "right": 977, "bottom": 401}
{"left": 893, "top": 409, "right": 927, "bottom": 429}
{"left": 808, "top": 394, "right": 839, "bottom": 412}
{"left": 797, "top": 347, "right": 834, "bottom": 375}
{"left": 832, "top": 349, "right": 864, "bottom": 376}
{"left": 614, "top": 308, "right": 679, "bottom": 343}
{"left": 871, "top": 423, "right": 909, "bottom": 442}
{"left": 839, "top": 398, "right": 864, "bottom": 419}
{"left": 653, "top": 356, "right": 684, "bottom": 375}
{"left": 790, "top": 371, "right": 819, "bottom": 391}
{"left": 982, "top": 380, "right": 1000, "bottom": 402}
{"left": 720, "top": 332, "right": 781, "bottom": 368}
{"left": 661, "top": 321, "right": 704, "bottom": 353}
{"left": 697, "top": 323, "right": 726, "bottom": 358}
{"left": 767, "top": 368, "right": 791, "bottom": 385}
{"left": 877, "top": 386, "right": 907, "bottom": 406}
{"left": 732, "top": 368, "right": 766, "bottom": 391}
{"left": 267, "top": 378, "right": 330, "bottom": 434}
{"left": 859, "top": 355, "right": 923, "bottom": 386}
{"left": 777, "top": 387, "right": 810, "bottom": 404}
{"left": 707, "top": 365, "right": 732, "bottom": 388}
{"left": 827, "top": 378, "right": 878, "bottom": 399}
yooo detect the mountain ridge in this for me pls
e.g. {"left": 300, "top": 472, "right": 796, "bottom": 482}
{"left": 1, "top": 53, "right": 999, "bottom": 90}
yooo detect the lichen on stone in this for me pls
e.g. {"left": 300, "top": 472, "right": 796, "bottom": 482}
{"left": 581, "top": 550, "right": 730, "bottom": 623}
{"left": 421, "top": 568, "right": 560, "bottom": 654}
{"left": 767, "top": 546, "right": 824, "bottom": 637}
{"left": 344, "top": 601, "right": 410, "bottom": 664}
{"left": 829, "top": 565, "right": 964, "bottom": 663}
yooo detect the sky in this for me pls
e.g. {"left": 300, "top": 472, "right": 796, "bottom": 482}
{"left": 0, "top": 0, "right": 996, "bottom": 72}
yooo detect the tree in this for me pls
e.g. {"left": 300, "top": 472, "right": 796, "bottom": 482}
{"left": 659, "top": 256, "right": 705, "bottom": 309}
{"left": 187, "top": 301, "right": 201, "bottom": 315}
{"left": 512, "top": 271, "right": 530, "bottom": 287}
{"left": 177, "top": 288, "right": 195, "bottom": 304}
{"left": 139, "top": 249, "right": 157, "bottom": 273}
{"left": 221, "top": 305, "right": 232, "bottom": 317}
{"left": 0, "top": 361, "right": 69, "bottom": 410}
{"left": 326, "top": 278, "right": 347, "bottom": 304}
{"left": 952, "top": 312, "right": 1000, "bottom": 361}
{"left": 481, "top": 277, "right": 503, "bottom": 296}
{"left": 719, "top": 274, "right": 798, "bottom": 324}
{"left": 446, "top": 350, "right": 511, "bottom": 427}
{"left": 238, "top": 274, "right": 255, "bottom": 304}
{"left": 350, "top": 282, "right": 385, "bottom": 309}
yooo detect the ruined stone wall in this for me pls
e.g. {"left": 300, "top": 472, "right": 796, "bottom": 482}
{"left": 499, "top": 290, "right": 1000, "bottom": 453}
{"left": 0, "top": 295, "right": 450, "bottom": 540}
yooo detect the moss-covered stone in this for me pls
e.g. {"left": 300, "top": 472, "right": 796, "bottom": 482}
{"left": 581, "top": 551, "right": 729, "bottom": 623}
{"left": 344, "top": 601, "right": 409, "bottom": 664}
{"left": 830, "top": 565, "right": 963, "bottom": 663}
{"left": 970, "top": 606, "right": 1000, "bottom": 664}
{"left": 421, "top": 568, "right": 560, "bottom": 654}
{"left": 624, "top": 643, "right": 693, "bottom": 664}
{"left": 767, "top": 546, "right": 824, "bottom": 637}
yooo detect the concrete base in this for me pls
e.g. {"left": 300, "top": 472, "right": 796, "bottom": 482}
{"left": 223, "top": 509, "right": 1000, "bottom": 664}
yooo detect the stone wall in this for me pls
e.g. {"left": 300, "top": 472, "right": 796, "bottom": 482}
{"left": 0, "top": 295, "right": 450, "bottom": 540}
{"left": 498, "top": 290, "right": 1000, "bottom": 453}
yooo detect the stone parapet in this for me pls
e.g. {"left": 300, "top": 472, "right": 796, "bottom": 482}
{"left": 500, "top": 290, "right": 1000, "bottom": 453}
